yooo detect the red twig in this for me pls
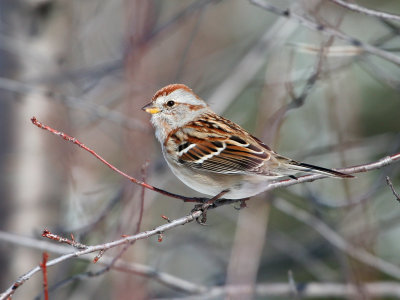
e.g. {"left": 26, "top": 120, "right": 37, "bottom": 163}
{"left": 93, "top": 250, "right": 105, "bottom": 264}
{"left": 42, "top": 229, "right": 88, "bottom": 250}
{"left": 40, "top": 252, "right": 49, "bottom": 300}
{"left": 158, "top": 233, "right": 164, "bottom": 242}
{"left": 137, "top": 161, "right": 149, "bottom": 233}
{"left": 31, "top": 117, "right": 400, "bottom": 199}
{"left": 31, "top": 117, "right": 205, "bottom": 203}
{"left": 161, "top": 215, "right": 172, "bottom": 223}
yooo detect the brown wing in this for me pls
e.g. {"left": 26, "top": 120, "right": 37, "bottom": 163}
{"left": 165, "top": 113, "right": 273, "bottom": 175}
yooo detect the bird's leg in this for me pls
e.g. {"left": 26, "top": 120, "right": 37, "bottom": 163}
{"left": 192, "top": 189, "right": 230, "bottom": 225}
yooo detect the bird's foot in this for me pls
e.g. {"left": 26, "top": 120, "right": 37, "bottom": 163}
{"left": 192, "top": 189, "right": 230, "bottom": 225}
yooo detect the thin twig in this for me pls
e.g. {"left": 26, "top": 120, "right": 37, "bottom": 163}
{"left": 61, "top": 188, "right": 124, "bottom": 235}
{"left": 328, "top": 0, "right": 400, "bottom": 22}
{"left": 30, "top": 116, "right": 400, "bottom": 200}
{"left": 265, "top": 152, "right": 400, "bottom": 191}
{"left": 88, "top": 164, "right": 150, "bottom": 277}
{"left": 0, "top": 230, "right": 206, "bottom": 295}
{"left": 4, "top": 230, "right": 400, "bottom": 300}
{"left": 30, "top": 117, "right": 208, "bottom": 204}
{"left": 42, "top": 230, "right": 88, "bottom": 250}
{"left": 138, "top": 161, "right": 149, "bottom": 233}
{"left": 155, "top": 282, "right": 400, "bottom": 299}
{"left": 288, "top": 270, "right": 299, "bottom": 300}
{"left": 250, "top": 0, "right": 400, "bottom": 66}
{"left": 39, "top": 252, "right": 49, "bottom": 300}
{"left": 386, "top": 176, "right": 400, "bottom": 203}
{"left": 0, "top": 77, "right": 148, "bottom": 131}
{"left": 209, "top": 17, "right": 297, "bottom": 114}
{"left": 0, "top": 210, "right": 204, "bottom": 300}
{"left": 273, "top": 198, "right": 400, "bottom": 279}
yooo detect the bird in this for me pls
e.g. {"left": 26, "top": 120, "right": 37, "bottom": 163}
{"left": 142, "top": 84, "right": 353, "bottom": 200}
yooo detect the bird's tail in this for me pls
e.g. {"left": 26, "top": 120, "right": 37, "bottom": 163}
{"left": 286, "top": 161, "right": 354, "bottom": 178}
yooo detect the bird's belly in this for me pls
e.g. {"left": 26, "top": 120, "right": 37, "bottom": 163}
{"left": 165, "top": 158, "right": 276, "bottom": 199}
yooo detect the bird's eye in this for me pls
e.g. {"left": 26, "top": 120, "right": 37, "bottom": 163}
{"left": 166, "top": 100, "right": 175, "bottom": 107}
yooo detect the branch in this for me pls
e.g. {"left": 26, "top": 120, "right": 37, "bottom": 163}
{"left": 4, "top": 232, "right": 400, "bottom": 299}
{"left": 386, "top": 176, "right": 400, "bottom": 203}
{"left": 39, "top": 252, "right": 49, "bottom": 300}
{"left": 273, "top": 198, "right": 400, "bottom": 280}
{"left": 250, "top": 0, "right": 400, "bottom": 66}
{"left": 9, "top": 117, "right": 397, "bottom": 299}
{"left": 30, "top": 116, "right": 208, "bottom": 204}
{"left": 0, "top": 77, "right": 148, "bottom": 131}
{"left": 328, "top": 0, "right": 400, "bottom": 22}
{"left": 0, "top": 210, "right": 204, "bottom": 300}
{"left": 185, "top": 282, "right": 400, "bottom": 299}
{"left": 264, "top": 152, "right": 400, "bottom": 191}
{"left": 0, "top": 231, "right": 206, "bottom": 296}
{"left": 30, "top": 116, "right": 400, "bottom": 201}
{"left": 5, "top": 226, "right": 400, "bottom": 300}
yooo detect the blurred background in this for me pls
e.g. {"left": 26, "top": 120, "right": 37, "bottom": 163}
{"left": 1, "top": 0, "right": 400, "bottom": 299}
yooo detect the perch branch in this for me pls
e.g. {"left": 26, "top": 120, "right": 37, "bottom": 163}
{"left": 328, "top": 0, "right": 400, "bottom": 22}
{"left": 30, "top": 116, "right": 400, "bottom": 200}
{"left": 2, "top": 117, "right": 395, "bottom": 299}
{"left": 0, "top": 210, "right": 204, "bottom": 300}
{"left": 0, "top": 230, "right": 206, "bottom": 295}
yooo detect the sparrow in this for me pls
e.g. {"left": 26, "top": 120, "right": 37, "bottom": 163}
{"left": 142, "top": 84, "right": 353, "bottom": 200}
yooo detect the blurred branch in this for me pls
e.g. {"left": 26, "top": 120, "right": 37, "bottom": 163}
{"left": 209, "top": 17, "right": 297, "bottom": 114}
{"left": 270, "top": 231, "right": 337, "bottom": 280}
{"left": 3, "top": 232, "right": 400, "bottom": 299}
{"left": 359, "top": 57, "right": 400, "bottom": 90}
{"left": 158, "top": 282, "right": 400, "bottom": 299}
{"left": 147, "top": 0, "right": 218, "bottom": 42}
{"left": 250, "top": 0, "right": 400, "bottom": 66}
{"left": 0, "top": 231, "right": 206, "bottom": 295}
{"left": 386, "top": 176, "right": 400, "bottom": 203}
{"left": 328, "top": 0, "right": 400, "bottom": 22}
{"left": 3, "top": 118, "right": 394, "bottom": 299}
{"left": 0, "top": 77, "right": 148, "bottom": 131}
{"left": 288, "top": 270, "right": 300, "bottom": 300}
{"left": 61, "top": 187, "right": 125, "bottom": 235}
{"left": 273, "top": 198, "right": 400, "bottom": 279}
{"left": 268, "top": 35, "right": 334, "bottom": 135}
{"left": 0, "top": 210, "right": 205, "bottom": 300}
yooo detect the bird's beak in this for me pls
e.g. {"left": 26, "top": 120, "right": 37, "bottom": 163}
{"left": 142, "top": 102, "right": 160, "bottom": 114}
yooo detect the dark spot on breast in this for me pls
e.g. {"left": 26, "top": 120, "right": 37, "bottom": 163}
{"left": 230, "top": 136, "right": 247, "bottom": 144}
